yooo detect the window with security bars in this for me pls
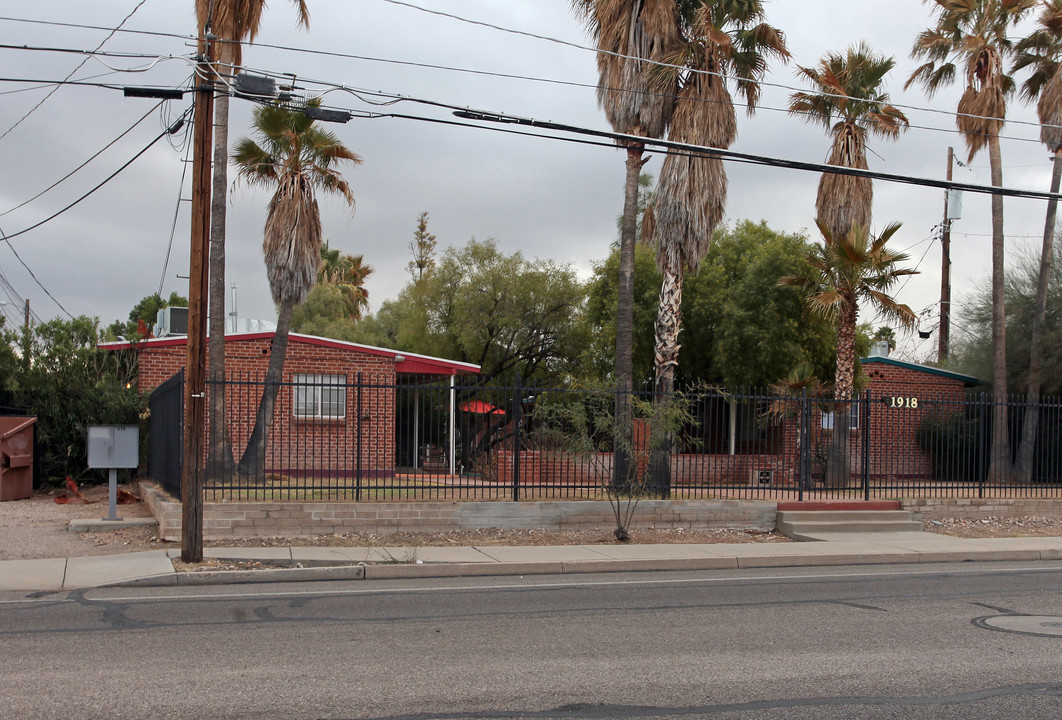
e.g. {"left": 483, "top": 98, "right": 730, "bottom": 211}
{"left": 293, "top": 373, "right": 347, "bottom": 419}
{"left": 821, "top": 402, "right": 860, "bottom": 430}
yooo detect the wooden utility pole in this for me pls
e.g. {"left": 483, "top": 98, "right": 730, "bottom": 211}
{"left": 938, "top": 147, "right": 954, "bottom": 363}
{"left": 181, "top": 32, "right": 215, "bottom": 563}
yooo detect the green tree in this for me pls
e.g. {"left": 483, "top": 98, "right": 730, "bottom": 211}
{"left": 407, "top": 211, "right": 437, "bottom": 281}
{"left": 781, "top": 221, "right": 917, "bottom": 485}
{"left": 906, "top": 0, "right": 1037, "bottom": 482}
{"left": 5, "top": 316, "right": 142, "bottom": 484}
{"left": 952, "top": 244, "right": 1062, "bottom": 397}
{"left": 106, "top": 292, "right": 188, "bottom": 341}
{"left": 317, "top": 239, "right": 373, "bottom": 321}
{"left": 1013, "top": 0, "right": 1062, "bottom": 483}
{"left": 231, "top": 99, "right": 361, "bottom": 476}
{"left": 354, "top": 238, "right": 585, "bottom": 385}
{"left": 583, "top": 220, "right": 836, "bottom": 390}
{"left": 789, "top": 42, "right": 909, "bottom": 240}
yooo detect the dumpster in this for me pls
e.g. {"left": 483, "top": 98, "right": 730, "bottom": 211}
{"left": 0, "top": 416, "right": 36, "bottom": 501}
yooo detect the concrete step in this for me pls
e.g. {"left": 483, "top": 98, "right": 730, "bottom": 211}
{"left": 776, "top": 509, "right": 922, "bottom": 540}
{"left": 778, "top": 510, "right": 915, "bottom": 524}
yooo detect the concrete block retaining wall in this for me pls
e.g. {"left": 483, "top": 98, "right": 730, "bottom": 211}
{"left": 902, "top": 497, "right": 1062, "bottom": 521}
{"left": 139, "top": 482, "right": 776, "bottom": 541}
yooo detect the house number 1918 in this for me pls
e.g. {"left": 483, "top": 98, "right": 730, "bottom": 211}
{"left": 885, "top": 396, "right": 918, "bottom": 409}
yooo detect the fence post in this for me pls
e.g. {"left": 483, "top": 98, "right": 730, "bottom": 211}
{"left": 862, "top": 389, "right": 871, "bottom": 501}
{"left": 512, "top": 373, "right": 522, "bottom": 502}
{"left": 356, "top": 372, "right": 363, "bottom": 502}
{"left": 979, "top": 392, "right": 987, "bottom": 499}
{"left": 798, "top": 389, "right": 810, "bottom": 500}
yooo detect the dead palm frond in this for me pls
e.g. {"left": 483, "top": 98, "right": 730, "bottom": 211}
{"left": 906, "top": 0, "right": 1036, "bottom": 160}
{"left": 233, "top": 99, "right": 361, "bottom": 307}
{"left": 789, "top": 42, "right": 909, "bottom": 239}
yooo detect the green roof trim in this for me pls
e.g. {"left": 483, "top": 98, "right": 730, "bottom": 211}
{"left": 861, "top": 356, "right": 984, "bottom": 386}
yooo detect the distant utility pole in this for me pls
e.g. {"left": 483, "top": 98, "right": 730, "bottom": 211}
{"left": 939, "top": 147, "right": 954, "bottom": 364}
{"left": 182, "top": 31, "right": 215, "bottom": 563}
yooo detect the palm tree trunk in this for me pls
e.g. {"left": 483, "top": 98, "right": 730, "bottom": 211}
{"left": 828, "top": 300, "right": 858, "bottom": 488}
{"left": 612, "top": 144, "right": 644, "bottom": 493}
{"left": 237, "top": 300, "right": 294, "bottom": 479}
{"left": 647, "top": 262, "right": 682, "bottom": 497}
{"left": 987, "top": 132, "right": 1012, "bottom": 484}
{"left": 208, "top": 45, "right": 235, "bottom": 481}
{"left": 1014, "top": 148, "right": 1061, "bottom": 484}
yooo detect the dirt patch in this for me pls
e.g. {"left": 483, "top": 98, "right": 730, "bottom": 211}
{"left": 924, "top": 516, "right": 1062, "bottom": 538}
{"left": 7, "top": 486, "right": 1062, "bottom": 563}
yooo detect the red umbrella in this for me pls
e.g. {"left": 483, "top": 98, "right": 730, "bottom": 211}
{"left": 460, "top": 399, "right": 505, "bottom": 415}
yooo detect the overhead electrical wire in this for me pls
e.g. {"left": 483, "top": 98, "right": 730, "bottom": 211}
{"left": 157, "top": 128, "right": 194, "bottom": 299}
{"left": 0, "top": 107, "right": 191, "bottom": 244}
{"left": 0, "top": 0, "right": 150, "bottom": 140}
{"left": 374, "top": 0, "right": 1057, "bottom": 137}
{"left": 0, "top": 100, "right": 163, "bottom": 218}
{"left": 0, "top": 225, "right": 73, "bottom": 319}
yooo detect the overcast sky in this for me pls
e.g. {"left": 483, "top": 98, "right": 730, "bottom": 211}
{"left": 0, "top": 0, "right": 1055, "bottom": 361}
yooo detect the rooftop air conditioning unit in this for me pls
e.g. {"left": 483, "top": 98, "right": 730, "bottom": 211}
{"left": 155, "top": 306, "right": 188, "bottom": 337}
{"left": 749, "top": 468, "right": 774, "bottom": 487}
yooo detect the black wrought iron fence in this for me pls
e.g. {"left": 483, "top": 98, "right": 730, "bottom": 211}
{"left": 145, "top": 371, "right": 1062, "bottom": 502}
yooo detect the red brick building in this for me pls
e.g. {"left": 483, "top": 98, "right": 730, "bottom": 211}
{"left": 102, "top": 332, "right": 478, "bottom": 478}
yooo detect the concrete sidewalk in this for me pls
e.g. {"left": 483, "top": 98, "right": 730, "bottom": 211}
{"left": 3, "top": 533, "right": 1062, "bottom": 592}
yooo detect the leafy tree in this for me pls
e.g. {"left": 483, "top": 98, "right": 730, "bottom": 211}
{"left": 106, "top": 292, "right": 187, "bottom": 341}
{"left": 906, "top": 0, "right": 1037, "bottom": 482}
{"left": 952, "top": 244, "right": 1062, "bottom": 397}
{"left": 583, "top": 220, "right": 837, "bottom": 389}
{"left": 316, "top": 239, "right": 373, "bottom": 321}
{"left": 231, "top": 99, "right": 361, "bottom": 476}
{"left": 290, "top": 284, "right": 362, "bottom": 341}
{"left": 1013, "top": 1, "right": 1062, "bottom": 482}
{"left": 872, "top": 325, "right": 897, "bottom": 352}
{"left": 354, "top": 238, "right": 585, "bottom": 386}
{"left": 407, "top": 211, "right": 437, "bottom": 282}
{"left": 3, "top": 316, "right": 142, "bottom": 484}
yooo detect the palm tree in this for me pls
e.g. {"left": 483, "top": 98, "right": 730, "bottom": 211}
{"left": 318, "top": 240, "right": 374, "bottom": 321}
{"left": 781, "top": 221, "right": 917, "bottom": 486}
{"left": 906, "top": 0, "right": 1037, "bottom": 482}
{"left": 789, "top": 42, "right": 909, "bottom": 240}
{"left": 195, "top": 0, "right": 310, "bottom": 478}
{"left": 231, "top": 100, "right": 361, "bottom": 476}
{"left": 570, "top": 0, "right": 682, "bottom": 489}
{"left": 1013, "top": 0, "right": 1062, "bottom": 483}
{"left": 644, "top": 0, "right": 787, "bottom": 494}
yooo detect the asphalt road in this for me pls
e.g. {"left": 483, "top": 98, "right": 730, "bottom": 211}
{"left": 2, "top": 561, "right": 1062, "bottom": 719}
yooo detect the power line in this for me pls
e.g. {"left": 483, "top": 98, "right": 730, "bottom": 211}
{"left": 0, "top": 108, "right": 191, "bottom": 243}
{"left": 0, "top": 225, "right": 72, "bottom": 319}
{"left": 357, "top": 103, "right": 1062, "bottom": 202}
{"left": 0, "top": 0, "right": 150, "bottom": 140}
{"left": 158, "top": 131, "right": 194, "bottom": 298}
{"left": 0, "top": 101, "right": 163, "bottom": 218}
{"left": 0, "top": 14, "right": 191, "bottom": 41}
{"left": 375, "top": 0, "right": 1056, "bottom": 138}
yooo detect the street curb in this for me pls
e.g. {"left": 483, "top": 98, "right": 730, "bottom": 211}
{"left": 21, "top": 547, "right": 1062, "bottom": 592}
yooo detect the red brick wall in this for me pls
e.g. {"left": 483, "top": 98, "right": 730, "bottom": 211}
{"left": 137, "top": 336, "right": 399, "bottom": 477}
{"left": 776, "top": 363, "right": 970, "bottom": 482}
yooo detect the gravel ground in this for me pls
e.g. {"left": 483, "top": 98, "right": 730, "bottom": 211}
{"left": 3, "top": 486, "right": 1062, "bottom": 562}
